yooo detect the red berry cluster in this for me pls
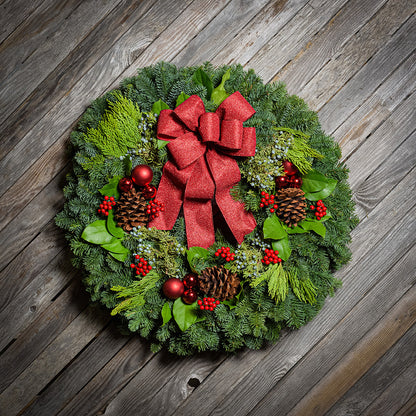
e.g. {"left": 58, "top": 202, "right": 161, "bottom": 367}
{"left": 261, "top": 248, "right": 282, "bottom": 265}
{"left": 130, "top": 255, "right": 152, "bottom": 277}
{"left": 146, "top": 200, "right": 165, "bottom": 220}
{"left": 98, "top": 196, "right": 116, "bottom": 216}
{"left": 215, "top": 246, "right": 235, "bottom": 261}
{"left": 197, "top": 297, "right": 220, "bottom": 311}
{"left": 310, "top": 200, "right": 327, "bottom": 220}
{"left": 259, "top": 191, "right": 278, "bottom": 213}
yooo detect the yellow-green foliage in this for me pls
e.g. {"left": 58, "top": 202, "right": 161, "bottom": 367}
{"left": 86, "top": 93, "right": 142, "bottom": 157}
{"left": 288, "top": 269, "right": 317, "bottom": 304}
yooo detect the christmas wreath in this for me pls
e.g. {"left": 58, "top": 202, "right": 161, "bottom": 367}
{"left": 56, "top": 63, "right": 358, "bottom": 355}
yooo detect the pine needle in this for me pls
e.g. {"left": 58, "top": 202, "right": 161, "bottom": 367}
{"left": 288, "top": 268, "right": 317, "bottom": 304}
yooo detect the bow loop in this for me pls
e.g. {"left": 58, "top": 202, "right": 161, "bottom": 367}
{"left": 198, "top": 112, "right": 220, "bottom": 143}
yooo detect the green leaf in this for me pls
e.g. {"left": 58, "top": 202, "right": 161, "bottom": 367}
{"left": 81, "top": 220, "right": 114, "bottom": 244}
{"left": 101, "top": 238, "right": 129, "bottom": 254}
{"left": 299, "top": 219, "right": 326, "bottom": 238}
{"left": 211, "top": 68, "right": 231, "bottom": 105}
{"left": 99, "top": 175, "right": 122, "bottom": 199}
{"left": 106, "top": 210, "right": 125, "bottom": 238}
{"left": 151, "top": 99, "right": 170, "bottom": 115}
{"left": 272, "top": 237, "right": 292, "bottom": 261}
{"left": 176, "top": 92, "right": 190, "bottom": 107}
{"left": 284, "top": 224, "right": 309, "bottom": 234}
{"left": 109, "top": 251, "right": 128, "bottom": 262}
{"left": 302, "top": 170, "right": 337, "bottom": 201}
{"left": 187, "top": 246, "right": 209, "bottom": 272}
{"left": 320, "top": 211, "right": 332, "bottom": 222}
{"left": 172, "top": 298, "right": 199, "bottom": 331}
{"left": 161, "top": 302, "right": 172, "bottom": 326}
{"left": 263, "top": 215, "right": 288, "bottom": 240}
{"left": 192, "top": 67, "right": 213, "bottom": 99}
{"left": 157, "top": 139, "right": 168, "bottom": 149}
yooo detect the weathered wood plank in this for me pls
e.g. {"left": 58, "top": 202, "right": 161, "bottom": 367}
{"left": 335, "top": 50, "right": 416, "bottom": 159}
{"left": 0, "top": 0, "right": 45, "bottom": 44}
{"left": 211, "top": 0, "right": 308, "bottom": 66}
{"left": 282, "top": 286, "right": 416, "bottom": 416}
{"left": 56, "top": 337, "right": 154, "bottom": 416}
{"left": 245, "top": 0, "right": 349, "bottom": 82}
{"left": 0, "top": 280, "right": 86, "bottom": 393}
{"left": 346, "top": 92, "right": 415, "bottom": 189}
{"left": 318, "top": 14, "right": 416, "bottom": 135}
{"left": 0, "top": 0, "right": 196, "bottom": 198}
{"left": 299, "top": 0, "right": 416, "bottom": 110}
{"left": 0, "top": 304, "right": 109, "bottom": 416}
{"left": 0, "top": 253, "right": 77, "bottom": 353}
{"left": 396, "top": 394, "right": 416, "bottom": 416}
{"left": 246, "top": 245, "right": 416, "bottom": 416}
{"left": 0, "top": 0, "right": 124, "bottom": 127}
{"left": 0, "top": 221, "right": 66, "bottom": 311}
{"left": 172, "top": 0, "right": 271, "bottom": 67}
{"left": 192, "top": 237, "right": 416, "bottom": 416}
{"left": 21, "top": 323, "right": 130, "bottom": 416}
{"left": 0, "top": 0, "right": 157, "bottom": 161}
{"left": 277, "top": 0, "right": 388, "bottom": 95}
{"left": 171, "top": 173, "right": 416, "bottom": 415}
{"left": 326, "top": 323, "right": 416, "bottom": 416}
{"left": 354, "top": 131, "right": 416, "bottom": 220}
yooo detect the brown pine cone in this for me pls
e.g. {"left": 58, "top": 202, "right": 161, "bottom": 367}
{"left": 114, "top": 188, "right": 148, "bottom": 232}
{"left": 276, "top": 187, "right": 306, "bottom": 227}
{"left": 198, "top": 266, "right": 240, "bottom": 301}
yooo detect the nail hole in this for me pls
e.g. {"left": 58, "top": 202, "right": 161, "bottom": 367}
{"left": 30, "top": 305, "right": 37, "bottom": 313}
{"left": 188, "top": 377, "right": 201, "bottom": 388}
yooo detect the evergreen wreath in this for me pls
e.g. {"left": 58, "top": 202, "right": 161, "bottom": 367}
{"left": 56, "top": 62, "right": 358, "bottom": 355}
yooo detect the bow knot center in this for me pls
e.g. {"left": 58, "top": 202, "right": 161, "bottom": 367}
{"left": 198, "top": 112, "right": 220, "bottom": 143}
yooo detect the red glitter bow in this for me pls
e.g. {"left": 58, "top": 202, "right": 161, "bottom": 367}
{"left": 149, "top": 91, "right": 257, "bottom": 248}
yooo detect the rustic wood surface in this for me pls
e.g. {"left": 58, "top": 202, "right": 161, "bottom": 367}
{"left": 0, "top": 0, "right": 415, "bottom": 415}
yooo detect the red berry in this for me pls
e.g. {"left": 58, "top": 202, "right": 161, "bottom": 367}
{"left": 104, "top": 196, "right": 109, "bottom": 200}
{"left": 270, "top": 208, "right": 275, "bottom": 213}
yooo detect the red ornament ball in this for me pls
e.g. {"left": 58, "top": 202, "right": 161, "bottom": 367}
{"left": 118, "top": 177, "right": 133, "bottom": 193}
{"left": 182, "top": 289, "right": 198, "bottom": 304}
{"left": 131, "top": 164, "right": 153, "bottom": 186}
{"left": 183, "top": 273, "right": 198, "bottom": 289}
{"left": 162, "top": 278, "right": 184, "bottom": 300}
{"left": 283, "top": 160, "right": 298, "bottom": 176}
{"left": 276, "top": 176, "right": 288, "bottom": 189}
{"left": 290, "top": 176, "right": 303, "bottom": 188}
{"left": 142, "top": 184, "right": 157, "bottom": 199}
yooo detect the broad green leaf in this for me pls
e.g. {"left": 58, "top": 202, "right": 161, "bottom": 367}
{"left": 187, "top": 246, "right": 209, "bottom": 271}
{"left": 172, "top": 298, "right": 199, "bottom": 331}
{"left": 161, "top": 302, "right": 172, "bottom": 326}
{"left": 151, "top": 99, "right": 170, "bottom": 115}
{"left": 284, "top": 224, "right": 309, "bottom": 234}
{"left": 81, "top": 220, "right": 114, "bottom": 244}
{"left": 176, "top": 92, "right": 190, "bottom": 107}
{"left": 301, "top": 170, "right": 330, "bottom": 193}
{"left": 157, "top": 139, "right": 168, "bottom": 149}
{"left": 211, "top": 68, "right": 231, "bottom": 105}
{"left": 109, "top": 251, "right": 128, "bottom": 262}
{"left": 192, "top": 67, "right": 213, "bottom": 99}
{"left": 99, "top": 175, "right": 122, "bottom": 199}
{"left": 101, "top": 238, "right": 129, "bottom": 254}
{"left": 106, "top": 210, "right": 125, "bottom": 239}
{"left": 272, "top": 237, "right": 292, "bottom": 261}
{"left": 263, "top": 215, "right": 288, "bottom": 240}
{"left": 304, "top": 178, "right": 337, "bottom": 201}
{"left": 299, "top": 219, "right": 326, "bottom": 238}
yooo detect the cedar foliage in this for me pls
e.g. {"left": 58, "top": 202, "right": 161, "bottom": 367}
{"left": 56, "top": 63, "right": 358, "bottom": 355}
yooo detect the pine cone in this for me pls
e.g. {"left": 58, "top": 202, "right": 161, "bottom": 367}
{"left": 276, "top": 188, "right": 306, "bottom": 227}
{"left": 198, "top": 266, "right": 240, "bottom": 301}
{"left": 114, "top": 188, "right": 148, "bottom": 232}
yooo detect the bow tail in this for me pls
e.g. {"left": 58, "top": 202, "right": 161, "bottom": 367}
{"left": 148, "top": 161, "right": 192, "bottom": 230}
{"left": 183, "top": 157, "right": 216, "bottom": 249}
{"left": 206, "top": 149, "right": 257, "bottom": 244}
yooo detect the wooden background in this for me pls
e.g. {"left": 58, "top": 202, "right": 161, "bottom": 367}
{"left": 0, "top": 0, "right": 415, "bottom": 415}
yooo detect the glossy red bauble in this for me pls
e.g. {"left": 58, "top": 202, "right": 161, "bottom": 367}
{"left": 131, "top": 164, "right": 153, "bottom": 186}
{"left": 290, "top": 176, "right": 303, "bottom": 188}
{"left": 283, "top": 160, "right": 298, "bottom": 176}
{"left": 142, "top": 184, "right": 157, "bottom": 199}
{"left": 162, "top": 278, "right": 184, "bottom": 300}
{"left": 118, "top": 177, "right": 133, "bottom": 193}
{"left": 182, "top": 289, "right": 198, "bottom": 304}
{"left": 275, "top": 176, "right": 288, "bottom": 189}
{"left": 183, "top": 273, "right": 198, "bottom": 289}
